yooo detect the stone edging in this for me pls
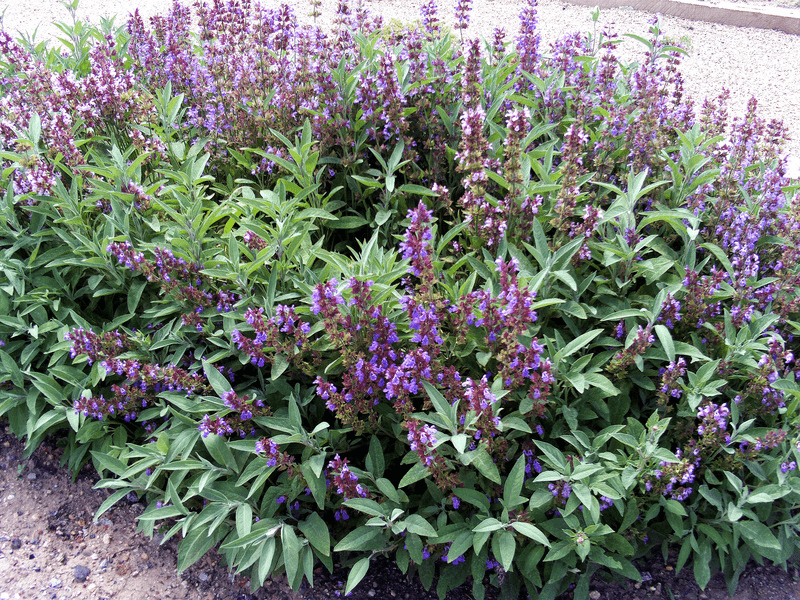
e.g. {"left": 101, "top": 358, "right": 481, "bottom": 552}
{"left": 563, "top": 0, "right": 800, "bottom": 35}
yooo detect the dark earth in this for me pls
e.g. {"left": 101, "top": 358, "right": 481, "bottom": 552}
{"left": 1, "top": 427, "right": 800, "bottom": 600}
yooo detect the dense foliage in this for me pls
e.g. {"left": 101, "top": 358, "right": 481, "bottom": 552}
{"left": 1, "top": 0, "right": 799, "bottom": 598}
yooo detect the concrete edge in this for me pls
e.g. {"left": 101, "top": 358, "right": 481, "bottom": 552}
{"left": 562, "top": 0, "right": 800, "bottom": 35}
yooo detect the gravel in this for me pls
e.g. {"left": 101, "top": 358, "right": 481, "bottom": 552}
{"left": 0, "top": 0, "right": 798, "bottom": 177}
{"left": 73, "top": 564, "right": 91, "bottom": 582}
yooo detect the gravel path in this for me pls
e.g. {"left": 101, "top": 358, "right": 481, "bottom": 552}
{"left": 1, "top": 0, "right": 799, "bottom": 177}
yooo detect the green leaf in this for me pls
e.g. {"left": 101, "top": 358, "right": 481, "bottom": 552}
{"left": 220, "top": 521, "right": 280, "bottom": 550}
{"left": 257, "top": 537, "right": 277, "bottom": 584}
{"left": 699, "top": 242, "right": 734, "bottom": 278}
{"left": 556, "top": 329, "right": 603, "bottom": 364}
{"left": 0, "top": 350, "right": 24, "bottom": 388}
{"left": 299, "top": 512, "right": 330, "bottom": 556}
{"left": 693, "top": 538, "right": 712, "bottom": 590}
{"left": 745, "top": 484, "right": 790, "bottom": 504}
{"left": 662, "top": 498, "right": 687, "bottom": 516}
{"left": 543, "top": 540, "right": 573, "bottom": 562}
{"left": 138, "top": 505, "right": 191, "bottom": 522}
{"left": 422, "top": 381, "right": 454, "bottom": 425}
{"left": 375, "top": 478, "right": 401, "bottom": 504}
{"left": 202, "top": 360, "right": 231, "bottom": 396}
{"left": 282, "top": 525, "right": 301, "bottom": 588}
{"left": 271, "top": 354, "right": 289, "bottom": 381}
{"left": 30, "top": 374, "right": 65, "bottom": 404}
{"left": 127, "top": 279, "right": 147, "bottom": 313}
{"left": 653, "top": 324, "right": 675, "bottom": 362}
{"left": 366, "top": 435, "right": 385, "bottom": 478}
{"left": 473, "top": 518, "right": 504, "bottom": 533}
{"left": 397, "top": 183, "right": 439, "bottom": 197}
{"left": 534, "top": 441, "right": 567, "bottom": 471}
{"left": 405, "top": 532, "right": 424, "bottom": 564}
{"left": 327, "top": 216, "right": 368, "bottom": 229}
{"left": 447, "top": 530, "right": 473, "bottom": 564}
{"left": 236, "top": 503, "right": 252, "bottom": 538}
{"left": 503, "top": 456, "right": 526, "bottom": 509}
{"left": 471, "top": 449, "right": 501, "bottom": 484}
{"left": 403, "top": 514, "right": 437, "bottom": 538}
{"left": 493, "top": 530, "right": 516, "bottom": 571}
{"left": 202, "top": 433, "right": 238, "bottom": 473}
{"left": 583, "top": 373, "right": 621, "bottom": 397}
{"left": 287, "top": 394, "right": 302, "bottom": 429}
{"left": 94, "top": 488, "right": 131, "bottom": 522}
{"left": 451, "top": 433, "right": 469, "bottom": 453}
{"left": 344, "top": 498, "right": 387, "bottom": 518}
{"left": 455, "top": 488, "right": 491, "bottom": 512}
{"left": 511, "top": 522, "right": 550, "bottom": 546}
{"left": 673, "top": 341, "right": 709, "bottom": 362}
{"left": 334, "top": 526, "right": 382, "bottom": 552}
{"left": 399, "top": 461, "right": 429, "bottom": 488}
{"left": 90, "top": 450, "right": 127, "bottom": 477}
{"left": 737, "top": 520, "right": 783, "bottom": 562}
{"left": 177, "top": 526, "right": 224, "bottom": 572}
{"left": 345, "top": 557, "right": 370, "bottom": 595}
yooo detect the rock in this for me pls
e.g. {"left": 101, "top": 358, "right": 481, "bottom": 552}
{"left": 367, "top": 590, "right": 376, "bottom": 597}
{"left": 26, "top": 472, "right": 36, "bottom": 481}
{"left": 49, "top": 577, "right": 62, "bottom": 588}
{"left": 73, "top": 565, "right": 91, "bottom": 582}
{"left": 97, "top": 518, "right": 113, "bottom": 527}
{"left": 102, "top": 533, "right": 110, "bottom": 545}
{"left": 198, "top": 572, "right": 209, "bottom": 582}
{"left": 589, "top": 592, "right": 601, "bottom": 600}
{"left": 10, "top": 538, "right": 21, "bottom": 550}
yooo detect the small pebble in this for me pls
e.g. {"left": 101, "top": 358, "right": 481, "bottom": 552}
{"left": 367, "top": 590, "right": 376, "bottom": 597}
{"left": 73, "top": 564, "right": 91, "bottom": 582}
{"left": 198, "top": 572, "right": 209, "bottom": 582}
{"left": 641, "top": 571, "right": 652, "bottom": 581}
{"left": 26, "top": 472, "right": 36, "bottom": 480}
{"left": 49, "top": 577, "right": 62, "bottom": 588}
{"left": 10, "top": 538, "right": 21, "bottom": 550}
{"left": 589, "top": 592, "right": 601, "bottom": 600}
{"left": 102, "top": 533, "right": 110, "bottom": 545}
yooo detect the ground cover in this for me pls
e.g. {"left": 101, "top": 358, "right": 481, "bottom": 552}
{"left": 0, "top": 0, "right": 799, "bottom": 599}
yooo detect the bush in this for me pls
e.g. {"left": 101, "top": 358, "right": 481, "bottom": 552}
{"left": 1, "top": 0, "right": 799, "bottom": 598}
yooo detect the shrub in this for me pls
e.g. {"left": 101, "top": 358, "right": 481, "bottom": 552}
{"left": 0, "top": 0, "right": 799, "bottom": 599}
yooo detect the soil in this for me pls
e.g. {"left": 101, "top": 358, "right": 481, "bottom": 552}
{"left": 1, "top": 426, "right": 800, "bottom": 600}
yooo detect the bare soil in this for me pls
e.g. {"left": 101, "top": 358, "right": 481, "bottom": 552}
{"left": 1, "top": 427, "right": 800, "bottom": 600}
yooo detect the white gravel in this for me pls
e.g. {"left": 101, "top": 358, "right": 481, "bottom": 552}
{"left": 1, "top": 0, "right": 798, "bottom": 176}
